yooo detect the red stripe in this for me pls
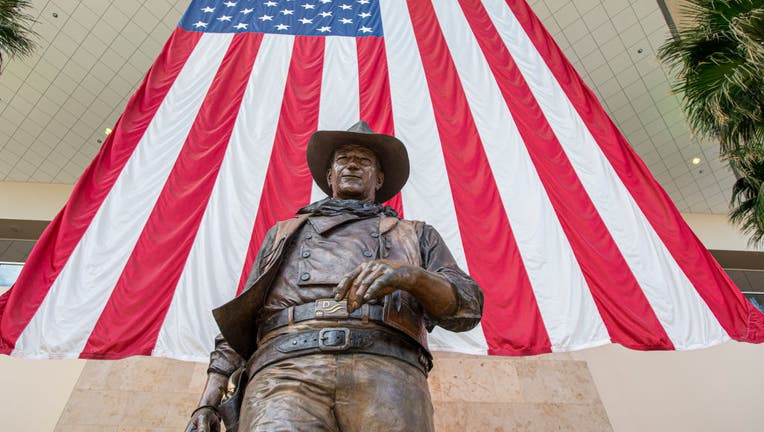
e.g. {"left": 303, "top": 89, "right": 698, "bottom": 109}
{"left": 460, "top": 0, "right": 673, "bottom": 350}
{"left": 356, "top": 37, "right": 403, "bottom": 217}
{"left": 0, "top": 29, "right": 203, "bottom": 355}
{"left": 504, "top": 0, "right": 764, "bottom": 343}
{"left": 406, "top": 1, "right": 551, "bottom": 355}
{"left": 80, "top": 33, "right": 264, "bottom": 359}
{"left": 236, "top": 36, "right": 326, "bottom": 295}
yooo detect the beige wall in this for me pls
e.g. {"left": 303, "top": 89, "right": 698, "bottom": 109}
{"left": 0, "top": 181, "right": 74, "bottom": 221}
{"left": 663, "top": 0, "right": 693, "bottom": 29}
{"left": 682, "top": 213, "right": 763, "bottom": 252}
{"left": 573, "top": 341, "right": 764, "bottom": 432}
{"left": 0, "top": 356, "right": 85, "bottom": 431}
{"left": 0, "top": 286, "right": 86, "bottom": 432}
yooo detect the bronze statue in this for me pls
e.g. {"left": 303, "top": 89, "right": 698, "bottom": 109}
{"left": 186, "top": 121, "right": 483, "bottom": 431}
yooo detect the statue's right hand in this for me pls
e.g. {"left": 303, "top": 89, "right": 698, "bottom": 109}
{"left": 185, "top": 407, "right": 221, "bottom": 432}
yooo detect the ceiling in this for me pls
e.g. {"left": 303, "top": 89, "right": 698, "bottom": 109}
{"left": 0, "top": 0, "right": 736, "bottom": 215}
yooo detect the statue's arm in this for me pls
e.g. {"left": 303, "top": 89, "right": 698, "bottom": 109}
{"left": 186, "top": 335, "right": 244, "bottom": 431}
{"left": 186, "top": 227, "right": 277, "bottom": 431}
{"left": 334, "top": 224, "right": 483, "bottom": 332}
{"left": 416, "top": 223, "right": 484, "bottom": 332}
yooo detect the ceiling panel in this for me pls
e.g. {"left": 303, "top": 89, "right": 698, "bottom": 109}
{"left": 0, "top": 0, "right": 736, "bottom": 215}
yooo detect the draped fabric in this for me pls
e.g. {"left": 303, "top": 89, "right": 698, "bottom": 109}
{"left": 1, "top": 0, "right": 762, "bottom": 361}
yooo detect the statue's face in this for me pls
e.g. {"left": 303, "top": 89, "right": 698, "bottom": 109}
{"left": 327, "top": 144, "right": 384, "bottom": 202}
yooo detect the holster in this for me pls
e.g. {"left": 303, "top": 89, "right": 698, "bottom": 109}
{"left": 218, "top": 367, "right": 248, "bottom": 432}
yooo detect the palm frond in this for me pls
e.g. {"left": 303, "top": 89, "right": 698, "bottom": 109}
{"left": 659, "top": 0, "right": 763, "bottom": 154}
{"left": 0, "top": 0, "right": 38, "bottom": 72}
{"left": 659, "top": 0, "right": 764, "bottom": 245}
{"left": 729, "top": 155, "right": 764, "bottom": 246}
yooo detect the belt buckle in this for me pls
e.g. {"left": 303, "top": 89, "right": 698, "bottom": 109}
{"left": 318, "top": 327, "right": 351, "bottom": 351}
{"left": 314, "top": 299, "right": 349, "bottom": 319}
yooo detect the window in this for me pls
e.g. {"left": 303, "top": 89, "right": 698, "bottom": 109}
{"left": 0, "top": 262, "right": 23, "bottom": 289}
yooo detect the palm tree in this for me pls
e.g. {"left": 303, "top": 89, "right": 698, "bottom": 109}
{"left": 658, "top": 0, "right": 764, "bottom": 245}
{"left": 0, "top": 0, "right": 38, "bottom": 75}
{"left": 729, "top": 153, "right": 764, "bottom": 245}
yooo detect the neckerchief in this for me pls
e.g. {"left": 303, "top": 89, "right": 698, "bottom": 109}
{"left": 298, "top": 198, "right": 399, "bottom": 218}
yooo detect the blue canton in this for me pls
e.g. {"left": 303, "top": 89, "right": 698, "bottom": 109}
{"left": 180, "top": 0, "right": 383, "bottom": 37}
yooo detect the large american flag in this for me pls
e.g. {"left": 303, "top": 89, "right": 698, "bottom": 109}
{"left": 1, "top": 0, "right": 762, "bottom": 361}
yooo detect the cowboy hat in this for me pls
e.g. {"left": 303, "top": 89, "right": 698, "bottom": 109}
{"left": 307, "top": 120, "right": 409, "bottom": 203}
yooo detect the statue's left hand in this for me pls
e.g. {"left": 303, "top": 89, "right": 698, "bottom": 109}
{"left": 334, "top": 259, "right": 419, "bottom": 312}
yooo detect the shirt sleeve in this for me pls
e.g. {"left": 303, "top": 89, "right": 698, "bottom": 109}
{"left": 207, "top": 226, "right": 278, "bottom": 374}
{"left": 419, "top": 224, "right": 484, "bottom": 332}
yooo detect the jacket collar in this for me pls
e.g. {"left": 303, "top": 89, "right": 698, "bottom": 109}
{"left": 308, "top": 213, "right": 368, "bottom": 234}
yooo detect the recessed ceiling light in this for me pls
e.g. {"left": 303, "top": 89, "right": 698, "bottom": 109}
{"left": 105, "top": 128, "right": 113, "bottom": 135}
{"left": 691, "top": 157, "right": 701, "bottom": 165}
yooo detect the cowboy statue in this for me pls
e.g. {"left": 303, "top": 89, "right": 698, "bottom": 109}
{"left": 186, "top": 121, "right": 484, "bottom": 431}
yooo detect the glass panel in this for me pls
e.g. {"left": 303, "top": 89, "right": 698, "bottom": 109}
{"left": 0, "top": 263, "right": 23, "bottom": 287}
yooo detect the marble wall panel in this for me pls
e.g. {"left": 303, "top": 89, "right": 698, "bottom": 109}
{"left": 56, "top": 352, "right": 611, "bottom": 431}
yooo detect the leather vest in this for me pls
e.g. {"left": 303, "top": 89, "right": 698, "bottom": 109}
{"left": 260, "top": 216, "right": 382, "bottom": 316}
{"left": 213, "top": 213, "right": 428, "bottom": 359}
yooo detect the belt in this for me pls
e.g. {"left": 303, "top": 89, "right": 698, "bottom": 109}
{"left": 248, "top": 327, "right": 432, "bottom": 377}
{"left": 257, "top": 299, "right": 385, "bottom": 342}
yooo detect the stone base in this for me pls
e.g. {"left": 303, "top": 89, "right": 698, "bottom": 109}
{"left": 55, "top": 352, "right": 611, "bottom": 431}
{"left": 431, "top": 352, "right": 611, "bottom": 431}
{"left": 55, "top": 357, "right": 207, "bottom": 432}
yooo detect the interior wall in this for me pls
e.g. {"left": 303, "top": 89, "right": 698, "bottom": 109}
{"left": 682, "top": 213, "right": 763, "bottom": 252}
{"left": 0, "top": 200, "right": 84, "bottom": 432}
{"left": 0, "top": 283, "right": 86, "bottom": 432}
{"left": 662, "top": 0, "right": 693, "bottom": 29}
{"left": 571, "top": 341, "right": 764, "bottom": 432}
{"left": 0, "top": 181, "right": 73, "bottom": 221}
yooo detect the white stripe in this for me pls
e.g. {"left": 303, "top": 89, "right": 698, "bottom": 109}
{"left": 13, "top": 34, "right": 234, "bottom": 359}
{"left": 152, "top": 35, "right": 295, "bottom": 360}
{"left": 432, "top": 0, "right": 610, "bottom": 351}
{"left": 310, "top": 36, "right": 361, "bottom": 204}
{"left": 380, "top": 0, "right": 487, "bottom": 354}
{"left": 483, "top": 1, "right": 729, "bottom": 348}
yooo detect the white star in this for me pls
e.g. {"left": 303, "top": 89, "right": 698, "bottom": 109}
{"left": 319, "top": 11, "right": 332, "bottom": 17}
{"left": 280, "top": 9, "right": 294, "bottom": 15}
{"left": 319, "top": 0, "right": 332, "bottom": 3}
{"left": 339, "top": 18, "right": 352, "bottom": 24}
{"left": 241, "top": 8, "right": 254, "bottom": 14}
{"left": 193, "top": 21, "right": 208, "bottom": 28}
{"left": 201, "top": 6, "right": 215, "bottom": 13}
{"left": 357, "top": 0, "right": 369, "bottom": 4}
{"left": 223, "top": 1, "right": 237, "bottom": 7}
{"left": 317, "top": 26, "right": 331, "bottom": 32}
{"left": 358, "top": 12, "right": 371, "bottom": 18}
{"left": 234, "top": 23, "right": 249, "bottom": 29}
{"left": 301, "top": 3, "right": 316, "bottom": 9}
{"left": 359, "top": 26, "right": 372, "bottom": 33}
{"left": 258, "top": 14, "right": 273, "bottom": 21}
{"left": 340, "top": 4, "right": 352, "bottom": 9}
{"left": 264, "top": 0, "right": 278, "bottom": 5}
{"left": 275, "top": 23, "right": 290, "bottom": 30}
{"left": 217, "top": 15, "right": 232, "bottom": 21}
{"left": 298, "top": 17, "right": 313, "bottom": 24}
